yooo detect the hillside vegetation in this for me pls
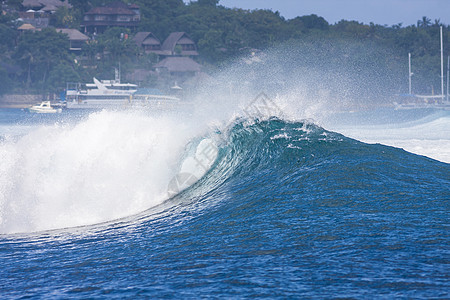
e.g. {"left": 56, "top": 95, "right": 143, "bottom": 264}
{"left": 0, "top": 0, "right": 448, "bottom": 99}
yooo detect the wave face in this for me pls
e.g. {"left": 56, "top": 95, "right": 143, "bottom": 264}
{"left": 0, "top": 112, "right": 449, "bottom": 298}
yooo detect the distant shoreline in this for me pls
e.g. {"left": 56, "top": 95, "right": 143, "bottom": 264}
{"left": 0, "top": 94, "right": 45, "bottom": 108}
{"left": 0, "top": 104, "right": 33, "bottom": 108}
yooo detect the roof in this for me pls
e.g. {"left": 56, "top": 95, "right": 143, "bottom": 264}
{"left": 85, "top": 1, "right": 137, "bottom": 15}
{"left": 107, "top": 1, "right": 131, "bottom": 8}
{"left": 42, "top": 5, "right": 58, "bottom": 12}
{"left": 18, "top": 23, "right": 36, "bottom": 30}
{"left": 161, "top": 32, "right": 195, "bottom": 53}
{"left": 178, "top": 37, "right": 193, "bottom": 44}
{"left": 86, "top": 7, "right": 135, "bottom": 15}
{"left": 153, "top": 57, "right": 201, "bottom": 73}
{"left": 134, "top": 32, "right": 160, "bottom": 45}
{"left": 22, "top": 0, "right": 71, "bottom": 9}
{"left": 57, "top": 29, "right": 89, "bottom": 41}
{"left": 22, "top": 0, "right": 42, "bottom": 8}
{"left": 142, "top": 38, "right": 160, "bottom": 45}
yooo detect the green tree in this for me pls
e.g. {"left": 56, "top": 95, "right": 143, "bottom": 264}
{"left": 0, "top": 67, "right": 14, "bottom": 95}
{"left": 333, "top": 20, "right": 370, "bottom": 38}
{"left": 197, "top": 0, "right": 219, "bottom": 6}
{"left": 68, "top": 0, "right": 92, "bottom": 13}
{"left": 0, "top": 24, "right": 17, "bottom": 54}
{"left": 197, "top": 29, "right": 225, "bottom": 61}
{"left": 136, "top": 0, "right": 185, "bottom": 38}
{"left": 13, "top": 28, "right": 72, "bottom": 91}
{"left": 47, "top": 63, "right": 80, "bottom": 92}
{"left": 240, "top": 9, "right": 288, "bottom": 48}
{"left": 297, "top": 14, "right": 329, "bottom": 30}
{"left": 417, "top": 16, "right": 431, "bottom": 28}
{"left": 98, "top": 27, "right": 139, "bottom": 62}
{"left": 4, "top": 0, "right": 22, "bottom": 10}
{"left": 82, "top": 40, "right": 100, "bottom": 66}
{"left": 50, "top": 6, "right": 82, "bottom": 28}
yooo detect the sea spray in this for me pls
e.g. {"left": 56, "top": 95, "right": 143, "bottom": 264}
{"left": 0, "top": 110, "right": 210, "bottom": 234}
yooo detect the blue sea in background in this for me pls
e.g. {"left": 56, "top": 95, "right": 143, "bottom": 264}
{"left": 0, "top": 107, "right": 449, "bottom": 298}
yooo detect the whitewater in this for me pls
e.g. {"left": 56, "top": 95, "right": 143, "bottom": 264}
{"left": 0, "top": 110, "right": 206, "bottom": 233}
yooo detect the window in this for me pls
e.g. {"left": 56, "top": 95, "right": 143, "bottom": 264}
{"left": 181, "top": 44, "right": 195, "bottom": 51}
{"left": 116, "top": 15, "right": 131, "bottom": 22}
{"left": 94, "top": 15, "right": 107, "bottom": 21}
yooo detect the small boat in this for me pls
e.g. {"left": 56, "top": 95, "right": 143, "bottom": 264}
{"left": 28, "top": 101, "right": 62, "bottom": 113}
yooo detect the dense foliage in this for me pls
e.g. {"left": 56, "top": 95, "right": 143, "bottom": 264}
{"left": 0, "top": 0, "right": 448, "bottom": 99}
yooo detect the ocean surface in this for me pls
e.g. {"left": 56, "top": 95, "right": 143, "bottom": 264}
{"left": 0, "top": 106, "right": 449, "bottom": 298}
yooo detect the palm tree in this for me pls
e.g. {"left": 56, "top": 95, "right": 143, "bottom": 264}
{"left": 21, "top": 50, "right": 34, "bottom": 89}
{"left": 417, "top": 16, "right": 431, "bottom": 28}
{"left": 433, "top": 19, "right": 442, "bottom": 27}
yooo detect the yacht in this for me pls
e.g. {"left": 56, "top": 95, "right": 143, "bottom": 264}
{"left": 65, "top": 77, "right": 180, "bottom": 110}
{"left": 28, "top": 101, "right": 62, "bottom": 113}
{"left": 65, "top": 77, "right": 138, "bottom": 109}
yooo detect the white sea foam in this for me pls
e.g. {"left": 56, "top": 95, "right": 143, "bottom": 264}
{"left": 0, "top": 110, "right": 210, "bottom": 234}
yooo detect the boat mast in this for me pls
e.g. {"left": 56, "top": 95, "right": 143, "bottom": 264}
{"left": 114, "top": 62, "right": 121, "bottom": 84}
{"left": 408, "top": 52, "right": 412, "bottom": 94}
{"left": 447, "top": 56, "right": 449, "bottom": 101}
{"left": 440, "top": 26, "right": 444, "bottom": 97}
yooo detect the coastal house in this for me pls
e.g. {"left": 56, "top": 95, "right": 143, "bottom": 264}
{"left": 133, "top": 32, "right": 162, "bottom": 55}
{"left": 19, "top": 0, "right": 71, "bottom": 28}
{"left": 134, "top": 31, "right": 199, "bottom": 58}
{"left": 160, "top": 32, "right": 198, "bottom": 57}
{"left": 57, "top": 29, "right": 89, "bottom": 51}
{"left": 153, "top": 56, "right": 202, "bottom": 83}
{"left": 81, "top": 1, "right": 140, "bottom": 34}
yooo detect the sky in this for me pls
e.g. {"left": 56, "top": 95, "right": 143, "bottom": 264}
{"left": 218, "top": 0, "right": 450, "bottom": 27}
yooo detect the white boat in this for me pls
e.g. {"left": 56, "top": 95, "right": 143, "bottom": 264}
{"left": 28, "top": 101, "right": 62, "bottom": 113}
{"left": 131, "top": 88, "right": 181, "bottom": 109}
{"left": 394, "top": 95, "right": 450, "bottom": 110}
{"left": 65, "top": 77, "right": 138, "bottom": 109}
{"left": 65, "top": 77, "right": 181, "bottom": 110}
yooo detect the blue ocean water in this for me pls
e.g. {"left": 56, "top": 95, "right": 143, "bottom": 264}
{"left": 0, "top": 108, "right": 449, "bottom": 298}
